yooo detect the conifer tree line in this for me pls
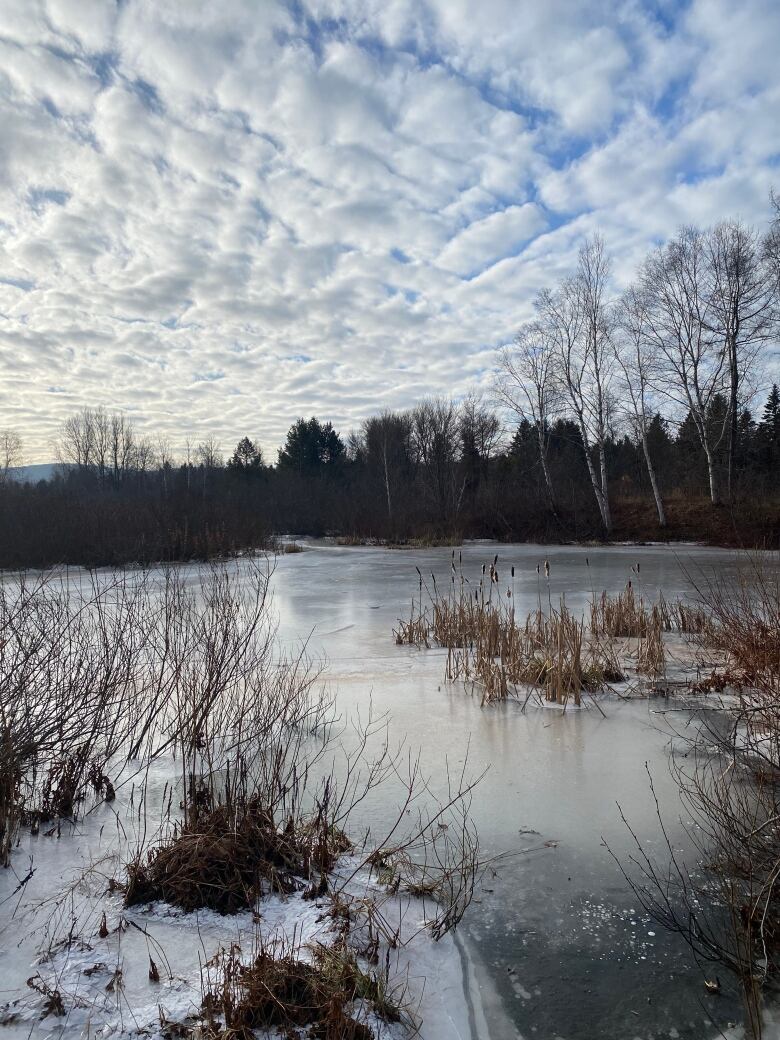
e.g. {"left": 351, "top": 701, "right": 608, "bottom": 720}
{"left": 1, "top": 198, "right": 779, "bottom": 567}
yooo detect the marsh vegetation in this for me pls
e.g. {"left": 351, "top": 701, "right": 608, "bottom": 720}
{"left": 0, "top": 562, "right": 483, "bottom": 1039}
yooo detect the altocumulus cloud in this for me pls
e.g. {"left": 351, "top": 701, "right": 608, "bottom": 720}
{"left": 0, "top": 0, "right": 779, "bottom": 461}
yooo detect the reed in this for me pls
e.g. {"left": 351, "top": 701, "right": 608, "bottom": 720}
{"left": 636, "top": 604, "right": 666, "bottom": 677}
{"left": 590, "top": 582, "right": 654, "bottom": 638}
{"left": 395, "top": 558, "right": 626, "bottom": 707}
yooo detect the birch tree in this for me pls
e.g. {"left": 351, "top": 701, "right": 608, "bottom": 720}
{"left": 495, "top": 321, "right": 559, "bottom": 513}
{"left": 614, "top": 286, "right": 667, "bottom": 526}
{"left": 540, "top": 235, "right": 615, "bottom": 533}
{"left": 639, "top": 227, "right": 728, "bottom": 505}
{"left": 705, "top": 219, "right": 777, "bottom": 498}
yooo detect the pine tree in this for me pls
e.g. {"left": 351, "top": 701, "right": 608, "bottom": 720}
{"left": 228, "top": 436, "right": 263, "bottom": 473}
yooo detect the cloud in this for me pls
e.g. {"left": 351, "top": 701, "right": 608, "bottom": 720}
{"left": 0, "top": 0, "right": 777, "bottom": 461}
{"left": 437, "top": 204, "right": 546, "bottom": 277}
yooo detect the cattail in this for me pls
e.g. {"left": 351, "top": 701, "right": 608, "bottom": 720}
{"left": 511, "top": 565, "right": 515, "bottom": 578}
{"left": 536, "top": 563, "right": 540, "bottom": 575}
{"left": 544, "top": 560, "right": 550, "bottom": 578}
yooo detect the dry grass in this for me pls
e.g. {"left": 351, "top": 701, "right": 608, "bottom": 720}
{"left": 2, "top": 559, "right": 485, "bottom": 1038}
{"left": 590, "top": 582, "right": 653, "bottom": 638}
{"left": 394, "top": 557, "right": 626, "bottom": 707}
{"left": 202, "top": 937, "right": 400, "bottom": 1040}
{"left": 125, "top": 797, "right": 350, "bottom": 914}
{"left": 392, "top": 558, "right": 732, "bottom": 709}
{"left": 636, "top": 605, "right": 666, "bottom": 678}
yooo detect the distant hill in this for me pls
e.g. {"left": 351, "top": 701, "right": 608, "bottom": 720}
{"left": 8, "top": 463, "right": 65, "bottom": 483}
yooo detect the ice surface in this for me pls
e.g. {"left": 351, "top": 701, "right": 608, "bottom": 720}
{"left": 0, "top": 541, "right": 764, "bottom": 1038}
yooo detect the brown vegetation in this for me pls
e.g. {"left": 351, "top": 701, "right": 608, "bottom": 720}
{"left": 125, "top": 797, "right": 350, "bottom": 914}
{"left": 617, "top": 557, "right": 780, "bottom": 1038}
{"left": 202, "top": 937, "right": 400, "bottom": 1040}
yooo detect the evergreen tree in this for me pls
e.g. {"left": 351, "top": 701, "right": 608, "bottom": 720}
{"left": 278, "top": 418, "right": 345, "bottom": 473}
{"left": 757, "top": 385, "right": 780, "bottom": 479}
{"left": 228, "top": 436, "right": 264, "bottom": 474}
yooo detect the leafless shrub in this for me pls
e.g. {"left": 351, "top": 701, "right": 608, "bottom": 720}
{"left": 615, "top": 557, "right": 780, "bottom": 1038}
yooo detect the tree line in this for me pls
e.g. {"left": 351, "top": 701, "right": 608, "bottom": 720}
{"left": 1, "top": 199, "right": 779, "bottom": 567}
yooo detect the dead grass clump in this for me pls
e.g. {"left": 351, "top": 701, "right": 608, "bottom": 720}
{"left": 590, "top": 583, "right": 651, "bottom": 638}
{"left": 670, "top": 600, "right": 710, "bottom": 635}
{"left": 637, "top": 606, "right": 666, "bottom": 678}
{"left": 692, "top": 570, "right": 780, "bottom": 682}
{"left": 125, "top": 799, "right": 349, "bottom": 914}
{"left": 393, "top": 603, "right": 430, "bottom": 647}
{"left": 202, "top": 940, "right": 399, "bottom": 1040}
{"left": 395, "top": 558, "right": 629, "bottom": 707}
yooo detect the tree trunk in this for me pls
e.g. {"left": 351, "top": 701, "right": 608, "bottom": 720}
{"left": 381, "top": 443, "right": 392, "bottom": 525}
{"left": 703, "top": 440, "right": 721, "bottom": 505}
{"left": 640, "top": 431, "right": 666, "bottom": 527}
{"left": 536, "top": 423, "right": 558, "bottom": 516}
{"left": 727, "top": 335, "right": 739, "bottom": 502}
{"left": 578, "top": 421, "right": 612, "bottom": 534}
{"left": 598, "top": 443, "right": 612, "bottom": 534}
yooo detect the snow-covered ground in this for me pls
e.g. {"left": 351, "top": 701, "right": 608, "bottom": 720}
{"left": 0, "top": 731, "right": 520, "bottom": 1040}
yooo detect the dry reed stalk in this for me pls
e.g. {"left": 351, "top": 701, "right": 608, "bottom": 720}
{"left": 395, "top": 561, "right": 627, "bottom": 707}
{"left": 637, "top": 605, "right": 666, "bottom": 678}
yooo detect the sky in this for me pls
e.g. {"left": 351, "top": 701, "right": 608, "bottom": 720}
{"left": 1, "top": 0, "right": 779, "bottom": 463}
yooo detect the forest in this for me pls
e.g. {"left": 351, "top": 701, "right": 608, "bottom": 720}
{"left": 3, "top": 210, "right": 780, "bottom": 568}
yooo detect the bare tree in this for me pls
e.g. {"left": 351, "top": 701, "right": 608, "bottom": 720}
{"left": 540, "top": 236, "right": 614, "bottom": 533}
{"left": 196, "top": 437, "right": 222, "bottom": 470}
{"left": 705, "top": 220, "right": 777, "bottom": 498}
{"left": 362, "top": 411, "right": 413, "bottom": 527}
{"left": 764, "top": 188, "right": 780, "bottom": 301}
{"left": 614, "top": 286, "right": 667, "bottom": 526}
{"left": 0, "top": 430, "right": 22, "bottom": 485}
{"left": 410, "top": 398, "right": 463, "bottom": 524}
{"left": 109, "top": 412, "right": 137, "bottom": 483}
{"left": 196, "top": 436, "right": 222, "bottom": 499}
{"left": 496, "top": 321, "right": 559, "bottom": 513}
{"left": 458, "top": 392, "right": 501, "bottom": 496}
{"left": 59, "top": 408, "right": 146, "bottom": 485}
{"left": 59, "top": 408, "right": 94, "bottom": 469}
{"left": 639, "top": 227, "right": 728, "bottom": 505}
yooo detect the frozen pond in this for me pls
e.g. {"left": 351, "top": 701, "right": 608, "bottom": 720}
{"left": 268, "top": 540, "right": 752, "bottom": 1038}
{"left": 0, "top": 541, "right": 756, "bottom": 1038}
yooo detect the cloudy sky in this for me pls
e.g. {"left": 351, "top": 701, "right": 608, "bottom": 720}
{"left": 1, "top": 0, "right": 779, "bottom": 462}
